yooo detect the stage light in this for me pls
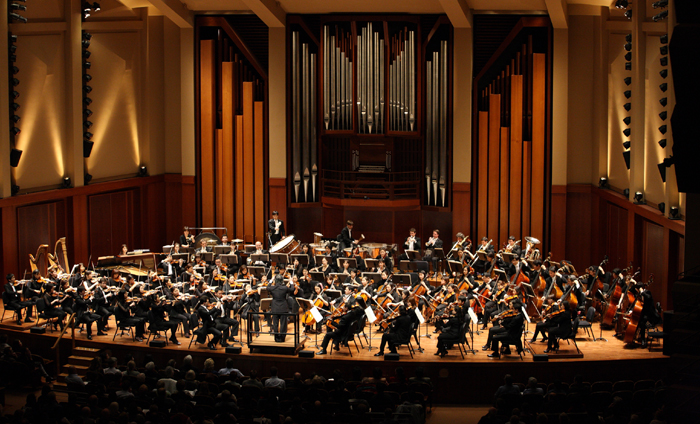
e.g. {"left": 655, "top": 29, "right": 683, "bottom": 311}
{"left": 623, "top": 116, "right": 631, "bottom": 126}
{"left": 623, "top": 188, "right": 630, "bottom": 198}
{"left": 84, "top": 120, "right": 93, "bottom": 129}
{"left": 660, "top": 57, "right": 668, "bottom": 66}
{"left": 624, "top": 43, "right": 632, "bottom": 52}
{"left": 633, "top": 191, "right": 644, "bottom": 204}
{"left": 660, "top": 69, "right": 667, "bottom": 79}
{"left": 83, "top": 85, "right": 92, "bottom": 93}
{"left": 10, "top": 3, "right": 27, "bottom": 11}
{"left": 12, "top": 66, "right": 19, "bottom": 74}
{"left": 9, "top": 13, "right": 28, "bottom": 23}
{"left": 84, "top": 109, "right": 93, "bottom": 117}
{"left": 624, "top": 90, "right": 632, "bottom": 99}
{"left": 83, "top": 32, "right": 92, "bottom": 40}
{"left": 625, "top": 34, "right": 632, "bottom": 43}
{"left": 659, "top": 97, "right": 667, "bottom": 107}
{"left": 660, "top": 34, "right": 668, "bottom": 44}
{"left": 10, "top": 54, "right": 16, "bottom": 63}
{"left": 625, "top": 62, "right": 632, "bottom": 71}
{"left": 10, "top": 148, "right": 22, "bottom": 167}
{"left": 82, "top": 40, "right": 90, "bottom": 49}
{"left": 624, "top": 77, "right": 632, "bottom": 85}
{"left": 83, "top": 50, "right": 91, "bottom": 59}
{"left": 660, "top": 45, "right": 668, "bottom": 56}
{"left": 669, "top": 206, "right": 680, "bottom": 219}
{"left": 83, "top": 140, "right": 94, "bottom": 158}
{"left": 11, "top": 115, "right": 20, "bottom": 124}
{"left": 623, "top": 103, "right": 631, "bottom": 111}
{"left": 11, "top": 78, "right": 20, "bottom": 87}
{"left": 658, "top": 139, "right": 667, "bottom": 148}
{"left": 659, "top": 124, "right": 667, "bottom": 134}
{"left": 658, "top": 202, "right": 665, "bottom": 214}
{"left": 138, "top": 166, "right": 148, "bottom": 177}
{"left": 84, "top": 131, "right": 93, "bottom": 140}
{"left": 623, "top": 128, "right": 631, "bottom": 137}
{"left": 11, "top": 127, "right": 21, "bottom": 136}
{"left": 11, "top": 102, "right": 20, "bottom": 111}
{"left": 84, "top": 173, "right": 93, "bottom": 184}
{"left": 10, "top": 44, "right": 17, "bottom": 54}
{"left": 615, "top": 0, "right": 628, "bottom": 9}
{"left": 625, "top": 52, "right": 632, "bottom": 61}
{"left": 83, "top": 61, "right": 91, "bottom": 69}
{"left": 625, "top": 10, "right": 632, "bottom": 19}
{"left": 11, "top": 90, "right": 19, "bottom": 99}
{"left": 62, "top": 177, "right": 72, "bottom": 188}
{"left": 11, "top": 185, "right": 20, "bottom": 195}
{"left": 84, "top": 74, "right": 92, "bottom": 82}
{"left": 653, "top": 10, "right": 668, "bottom": 22}
{"left": 623, "top": 151, "right": 631, "bottom": 170}
{"left": 659, "top": 111, "right": 667, "bottom": 121}
{"left": 92, "top": 2, "right": 101, "bottom": 11}
{"left": 83, "top": 2, "right": 91, "bottom": 12}
{"left": 652, "top": 0, "right": 668, "bottom": 8}
{"left": 660, "top": 83, "right": 667, "bottom": 92}
{"left": 83, "top": 97, "right": 92, "bottom": 105}
{"left": 599, "top": 177, "right": 610, "bottom": 189}
{"left": 623, "top": 141, "right": 631, "bottom": 150}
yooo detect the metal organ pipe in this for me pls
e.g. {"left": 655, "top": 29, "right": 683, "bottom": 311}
{"left": 291, "top": 31, "right": 317, "bottom": 203}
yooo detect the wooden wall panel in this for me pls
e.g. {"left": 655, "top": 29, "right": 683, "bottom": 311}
{"left": 268, "top": 178, "right": 287, "bottom": 240}
{"left": 499, "top": 127, "right": 510, "bottom": 243}
{"left": 452, "top": 183, "right": 471, "bottom": 239}
{"left": 477, "top": 112, "right": 489, "bottom": 239}
{"left": 641, "top": 220, "right": 664, "bottom": 306}
{"left": 243, "top": 82, "right": 255, "bottom": 242}
{"left": 521, "top": 142, "right": 532, "bottom": 237}
{"left": 235, "top": 115, "right": 244, "bottom": 239}
{"left": 88, "top": 190, "right": 136, "bottom": 259}
{"left": 215, "top": 129, "right": 224, "bottom": 229}
{"left": 221, "top": 62, "right": 235, "bottom": 236}
{"left": 603, "top": 202, "right": 629, "bottom": 270}
{"left": 565, "top": 185, "right": 593, "bottom": 267}
{"left": 550, "top": 185, "right": 567, "bottom": 259}
{"left": 487, "top": 94, "right": 501, "bottom": 241}
{"left": 199, "top": 40, "right": 217, "bottom": 228}
{"left": 16, "top": 201, "right": 66, "bottom": 277}
{"left": 254, "top": 101, "right": 265, "bottom": 243}
{"left": 509, "top": 75, "right": 523, "bottom": 240}
{"left": 182, "top": 176, "right": 197, "bottom": 229}
{"left": 530, "top": 53, "right": 546, "bottom": 244}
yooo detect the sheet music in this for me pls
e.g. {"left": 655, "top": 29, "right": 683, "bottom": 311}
{"left": 468, "top": 307, "right": 478, "bottom": 323}
{"left": 414, "top": 308, "right": 425, "bottom": 324}
{"left": 365, "top": 306, "right": 377, "bottom": 324}
{"left": 521, "top": 306, "right": 531, "bottom": 323}
{"left": 310, "top": 306, "right": 323, "bottom": 323}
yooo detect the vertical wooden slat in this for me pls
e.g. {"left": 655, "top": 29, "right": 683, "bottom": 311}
{"left": 235, "top": 115, "right": 244, "bottom": 239}
{"left": 487, "top": 94, "right": 501, "bottom": 242}
{"left": 254, "top": 101, "right": 264, "bottom": 243}
{"left": 216, "top": 129, "right": 224, "bottom": 229}
{"left": 222, "top": 62, "right": 235, "bottom": 237}
{"left": 530, "top": 53, "right": 546, "bottom": 243}
{"left": 243, "top": 82, "right": 255, "bottom": 242}
{"left": 199, "top": 40, "right": 216, "bottom": 227}
{"left": 477, "top": 111, "right": 489, "bottom": 240}
{"left": 509, "top": 75, "right": 523, "bottom": 240}
{"left": 522, "top": 141, "right": 532, "bottom": 238}
{"left": 499, "top": 127, "right": 510, "bottom": 244}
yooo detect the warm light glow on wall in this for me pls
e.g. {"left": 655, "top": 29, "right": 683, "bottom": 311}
{"left": 606, "top": 33, "right": 631, "bottom": 188}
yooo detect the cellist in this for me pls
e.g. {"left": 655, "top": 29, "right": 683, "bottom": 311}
{"left": 304, "top": 284, "right": 330, "bottom": 334}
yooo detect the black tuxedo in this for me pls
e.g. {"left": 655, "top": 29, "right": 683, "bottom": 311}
{"left": 268, "top": 219, "right": 285, "bottom": 245}
{"left": 338, "top": 227, "right": 354, "bottom": 251}
{"left": 423, "top": 238, "right": 444, "bottom": 271}
{"left": 180, "top": 234, "right": 195, "bottom": 247}
{"left": 197, "top": 305, "right": 224, "bottom": 346}
{"left": 3, "top": 283, "right": 33, "bottom": 321}
{"left": 269, "top": 283, "right": 294, "bottom": 342}
{"left": 400, "top": 236, "right": 421, "bottom": 262}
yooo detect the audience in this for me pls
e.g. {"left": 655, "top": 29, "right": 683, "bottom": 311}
{"left": 264, "top": 366, "right": 286, "bottom": 390}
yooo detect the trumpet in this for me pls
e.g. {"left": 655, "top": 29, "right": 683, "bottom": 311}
{"left": 426, "top": 237, "right": 436, "bottom": 247}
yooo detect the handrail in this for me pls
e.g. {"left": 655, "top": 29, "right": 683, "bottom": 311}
{"left": 51, "top": 313, "right": 75, "bottom": 350}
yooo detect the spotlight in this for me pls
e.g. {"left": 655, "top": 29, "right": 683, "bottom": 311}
{"left": 83, "top": 50, "right": 91, "bottom": 59}
{"left": 92, "top": 2, "right": 101, "bottom": 11}
{"left": 623, "top": 128, "right": 631, "bottom": 137}
{"left": 83, "top": 11, "right": 90, "bottom": 19}
{"left": 615, "top": 0, "right": 628, "bottom": 9}
{"left": 11, "top": 102, "right": 20, "bottom": 111}
{"left": 624, "top": 10, "right": 633, "bottom": 19}
{"left": 659, "top": 124, "right": 667, "bottom": 134}
{"left": 623, "top": 103, "right": 631, "bottom": 111}
{"left": 83, "top": 97, "right": 92, "bottom": 105}
{"left": 659, "top": 97, "right": 667, "bottom": 107}
{"left": 660, "top": 45, "right": 668, "bottom": 55}
{"left": 599, "top": 177, "right": 610, "bottom": 188}
{"left": 625, "top": 62, "right": 632, "bottom": 71}
{"left": 82, "top": 40, "right": 90, "bottom": 49}
{"left": 658, "top": 139, "right": 667, "bottom": 148}
{"left": 623, "top": 151, "right": 631, "bottom": 170}
{"left": 623, "top": 116, "right": 631, "bottom": 126}
{"left": 652, "top": 0, "right": 668, "bottom": 8}
{"left": 84, "top": 120, "right": 93, "bottom": 129}
{"left": 669, "top": 206, "right": 680, "bottom": 219}
{"left": 658, "top": 202, "right": 665, "bottom": 214}
{"left": 138, "top": 166, "right": 148, "bottom": 177}
{"left": 84, "top": 109, "right": 93, "bottom": 117}
{"left": 10, "top": 44, "right": 17, "bottom": 54}
{"left": 11, "top": 90, "right": 20, "bottom": 99}
{"left": 10, "top": 34, "right": 17, "bottom": 42}
{"left": 660, "top": 57, "right": 668, "bottom": 66}
{"left": 660, "top": 83, "right": 667, "bottom": 92}
{"left": 84, "top": 131, "right": 93, "bottom": 140}
{"left": 11, "top": 127, "right": 21, "bottom": 136}
{"left": 83, "top": 140, "right": 94, "bottom": 158}
{"left": 11, "top": 78, "right": 19, "bottom": 87}
{"left": 660, "top": 34, "right": 668, "bottom": 44}
{"left": 659, "top": 111, "right": 667, "bottom": 121}
{"left": 658, "top": 163, "right": 667, "bottom": 182}
{"left": 83, "top": 2, "right": 91, "bottom": 12}
{"left": 653, "top": 10, "right": 668, "bottom": 22}
{"left": 625, "top": 34, "right": 632, "bottom": 43}
{"left": 12, "top": 65, "right": 19, "bottom": 74}
{"left": 11, "top": 115, "right": 20, "bottom": 124}
{"left": 83, "top": 61, "right": 91, "bottom": 69}
{"left": 84, "top": 173, "right": 93, "bottom": 184}
{"left": 10, "top": 54, "right": 16, "bottom": 63}
{"left": 11, "top": 185, "right": 20, "bottom": 195}
{"left": 82, "top": 32, "right": 92, "bottom": 40}
{"left": 84, "top": 74, "right": 92, "bottom": 82}
{"left": 10, "top": 148, "right": 22, "bottom": 167}
{"left": 623, "top": 141, "right": 631, "bottom": 149}
{"left": 623, "top": 188, "right": 630, "bottom": 198}
{"left": 624, "top": 77, "right": 632, "bottom": 85}
{"left": 10, "top": 3, "right": 27, "bottom": 11}
{"left": 624, "top": 90, "right": 632, "bottom": 99}
{"left": 660, "top": 69, "right": 667, "bottom": 79}
{"left": 624, "top": 43, "right": 632, "bottom": 52}
{"left": 9, "top": 13, "right": 28, "bottom": 23}
{"left": 625, "top": 52, "right": 632, "bottom": 61}
{"left": 62, "top": 177, "right": 72, "bottom": 189}
{"left": 83, "top": 85, "right": 92, "bottom": 93}
{"left": 633, "top": 191, "right": 644, "bottom": 204}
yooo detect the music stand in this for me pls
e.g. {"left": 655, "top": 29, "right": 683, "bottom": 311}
{"left": 433, "top": 248, "right": 445, "bottom": 274}
{"left": 172, "top": 253, "right": 189, "bottom": 263}
{"left": 202, "top": 252, "right": 215, "bottom": 263}
{"left": 399, "top": 260, "right": 410, "bottom": 272}
{"left": 314, "top": 255, "right": 328, "bottom": 267}
{"left": 477, "top": 251, "right": 489, "bottom": 261}
{"left": 325, "top": 289, "right": 342, "bottom": 302}
{"left": 365, "top": 259, "right": 379, "bottom": 269}
{"left": 270, "top": 253, "right": 289, "bottom": 266}
{"left": 248, "top": 266, "right": 266, "bottom": 279}
{"left": 502, "top": 252, "right": 517, "bottom": 263}
{"left": 250, "top": 254, "right": 269, "bottom": 265}
{"left": 406, "top": 250, "right": 421, "bottom": 261}
{"left": 219, "top": 254, "right": 239, "bottom": 266}
{"left": 214, "top": 246, "right": 232, "bottom": 255}
{"left": 337, "top": 257, "right": 357, "bottom": 269}
{"left": 310, "top": 271, "right": 325, "bottom": 283}
{"left": 362, "top": 272, "right": 382, "bottom": 284}
{"left": 393, "top": 274, "right": 412, "bottom": 287}
{"left": 448, "top": 260, "right": 464, "bottom": 275}
{"left": 244, "top": 245, "right": 256, "bottom": 253}
{"left": 494, "top": 268, "right": 507, "bottom": 282}
{"left": 331, "top": 273, "right": 350, "bottom": 285}
{"left": 162, "top": 245, "right": 173, "bottom": 254}
{"left": 291, "top": 254, "right": 309, "bottom": 266}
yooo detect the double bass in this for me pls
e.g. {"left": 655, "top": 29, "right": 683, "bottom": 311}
{"left": 587, "top": 256, "right": 609, "bottom": 313}
{"left": 602, "top": 263, "right": 632, "bottom": 326}
{"left": 623, "top": 274, "right": 653, "bottom": 344}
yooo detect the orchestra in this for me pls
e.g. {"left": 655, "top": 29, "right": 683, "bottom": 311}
{"left": 2, "top": 226, "right": 662, "bottom": 361}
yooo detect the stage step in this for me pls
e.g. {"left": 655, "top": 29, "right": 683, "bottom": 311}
{"left": 67, "top": 355, "right": 93, "bottom": 367}
{"left": 62, "top": 363, "right": 88, "bottom": 375}
{"left": 74, "top": 346, "right": 100, "bottom": 354}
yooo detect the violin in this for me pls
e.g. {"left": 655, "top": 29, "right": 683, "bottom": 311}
{"left": 491, "top": 308, "right": 519, "bottom": 322}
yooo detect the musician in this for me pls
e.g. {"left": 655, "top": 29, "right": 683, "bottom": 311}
{"left": 547, "top": 267, "right": 567, "bottom": 298}
{"left": 41, "top": 284, "right": 67, "bottom": 331}
{"left": 269, "top": 275, "right": 296, "bottom": 342}
{"left": 108, "top": 270, "right": 123, "bottom": 288}
{"left": 545, "top": 301, "right": 572, "bottom": 353}
{"left": 412, "top": 270, "right": 428, "bottom": 289}
{"left": 149, "top": 294, "right": 181, "bottom": 345}
{"left": 317, "top": 306, "right": 363, "bottom": 355}
{"left": 359, "top": 276, "right": 374, "bottom": 297}
{"left": 422, "top": 229, "right": 444, "bottom": 272}
{"left": 169, "top": 288, "right": 195, "bottom": 338}
{"left": 325, "top": 274, "right": 341, "bottom": 291}
{"left": 435, "top": 301, "right": 465, "bottom": 357}
{"left": 306, "top": 284, "right": 330, "bottom": 334}
{"left": 340, "top": 259, "right": 351, "bottom": 275}
{"left": 114, "top": 290, "right": 145, "bottom": 342}
{"left": 487, "top": 300, "right": 525, "bottom": 358}
{"left": 250, "top": 241, "right": 269, "bottom": 266}
{"left": 374, "top": 305, "right": 412, "bottom": 356}
{"left": 634, "top": 282, "right": 659, "bottom": 348}
{"left": 119, "top": 244, "right": 129, "bottom": 256}
{"left": 4, "top": 274, "right": 34, "bottom": 324}
{"left": 268, "top": 211, "right": 285, "bottom": 246}
{"left": 317, "top": 256, "right": 333, "bottom": 277}
{"left": 504, "top": 236, "right": 521, "bottom": 258}
{"left": 605, "top": 268, "right": 624, "bottom": 298}
{"left": 300, "top": 244, "right": 316, "bottom": 269}
{"left": 350, "top": 246, "right": 366, "bottom": 271}
{"left": 94, "top": 278, "right": 114, "bottom": 330}
{"left": 69, "top": 263, "right": 87, "bottom": 288}
{"left": 338, "top": 220, "right": 358, "bottom": 252}
{"left": 481, "top": 279, "right": 507, "bottom": 329}
{"left": 530, "top": 300, "right": 558, "bottom": 343}
{"left": 472, "top": 238, "right": 495, "bottom": 274}
{"left": 565, "top": 275, "right": 586, "bottom": 314}
{"left": 196, "top": 297, "right": 224, "bottom": 350}
{"left": 213, "top": 289, "right": 240, "bottom": 343}
{"left": 376, "top": 249, "right": 393, "bottom": 271}
{"left": 197, "top": 239, "right": 212, "bottom": 255}
{"left": 24, "top": 270, "right": 44, "bottom": 301}
{"left": 241, "top": 277, "right": 261, "bottom": 333}
{"left": 299, "top": 273, "right": 313, "bottom": 300}
{"left": 161, "top": 255, "right": 181, "bottom": 280}
{"left": 455, "top": 266, "right": 475, "bottom": 293}
{"left": 219, "top": 235, "right": 230, "bottom": 246}
{"left": 74, "top": 286, "right": 105, "bottom": 340}
{"left": 180, "top": 227, "right": 195, "bottom": 248}
{"left": 58, "top": 279, "right": 76, "bottom": 315}
{"left": 47, "top": 268, "right": 60, "bottom": 285}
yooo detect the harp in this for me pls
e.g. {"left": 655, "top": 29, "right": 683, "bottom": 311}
{"left": 48, "top": 237, "right": 70, "bottom": 273}
{"left": 29, "top": 244, "right": 49, "bottom": 275}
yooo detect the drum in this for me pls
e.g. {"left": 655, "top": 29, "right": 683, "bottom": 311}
{"left": 363, "top": 242, "right": 387, "bottom": 258}
{"left": 194, "top": 232, "right": 221, "bottom": 247}
{"left": 343, "top": 248, "right": 353, "bottom": 257}
{"left": 357, "top": 247, "right": 370, "bottom": 259}
{"left": 269, "top": 235, "right": 301, "bottom": 255}
{"left": 314, "top": 232, "right": 323, "bottom": 245}
{"left": 314, "top": 247, "right": 326, "bottom": 255}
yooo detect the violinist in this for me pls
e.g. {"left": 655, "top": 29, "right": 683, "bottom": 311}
{"left": 169, "top": 287, "right": 195, "bottom": 338}
{"left": 317, "top": 305, "right": 363, "bottom": 355}
{"left": 433, "top": 284, "right": 458, "bottom": 323}
{"left": 58, "top": 279, "right": 75, "bottom": 315}
{"left": 134, "top": 286, "right": 152, "bottom": 319}
{"left": 529, "top": 300, "right": 558, "bottom": 343}
{"left": 487, "top": 299, "right": 524, "bottom": 358}
{"left": 195, "top": 280, "right": 215, "bottom": 302}
{"left": 235, "top": 264, "right": 250, "bottom": 281}
{"left": 180, "top": 227, "right": 195, "bottom": 247}
{"left": 24, "top": 270, "right": 44, "bottom": 301}
{"left": 299, "top": 273, "right": 313, "bottom": 300}
{"left": 149, "top": 294, "right": 181, "bottom": 345}
{"left": 113, "top": 290, "right": 145, "bottom": 341}
{"left": 545, "top": 301, "right": 572, "bottom": 353}
{"left": 41, "top": 284, "right": 67, "bottom": 330}
{"left": 374, "top": 305, "right": 412, "bottom": 356}
{"left": 214, "top": 289, "right": 240, "bottom": 343}
{"left": 74, "top": 286, "right": 106, "bottom": 339}
{"left": 376, "top": 249, "right": 393, "bottom": 271}
{"left": 94, "top": 278, "right": 114, "bottom": 330}
{"left": 47, "top": 267, "right": 60, "bottom": 285}
{"left": 161, "top": 255, "right": 180, "bottom": 279}
{"left": 181, "top": 263, "right": 195, "bottom": 284}
{"left": 399, "top": 228, "right": 421, "bottom": 261}
{"left": 435, "top": 298, "right": 466, "bottom": 357}
{"left": 196, "top": 297, "right": 225, "bottom": 350}
{"left": 481, "top": 278, "right": 507, "bottom": 329}
{"left": 108, "top": 270, "right": 123, "bottom": 288}
{"left": 4, "top": 274, "right": 34, "bottom": 324}
{"left": 241, "top": 276, "right": 261, "bottom": 333}
{"left": 351, "top": 246, "right": 366, "bottom": 271}
{"left": 290, "top": 257, "right": 303, "bottom": 277}
{"left": 69, "top": 263, "right": 87, "bottom": 288}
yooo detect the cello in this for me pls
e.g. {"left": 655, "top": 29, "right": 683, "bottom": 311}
{"left": 602, "top": 264, "right": 632, "bottom": 326}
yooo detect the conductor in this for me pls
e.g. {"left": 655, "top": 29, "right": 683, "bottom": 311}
{"left": 269, "top": 274, "right": 297, "bottom": 342}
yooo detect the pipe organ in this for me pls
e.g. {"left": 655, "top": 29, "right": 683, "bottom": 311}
{"left": 389, "top": 29, "right": 415, "bottom": 132}
{"left": 425, "top": 40, "right": 449, "bottom": 207}
{"left": 356, "top": 23, "right": 384, "bottom": 134}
